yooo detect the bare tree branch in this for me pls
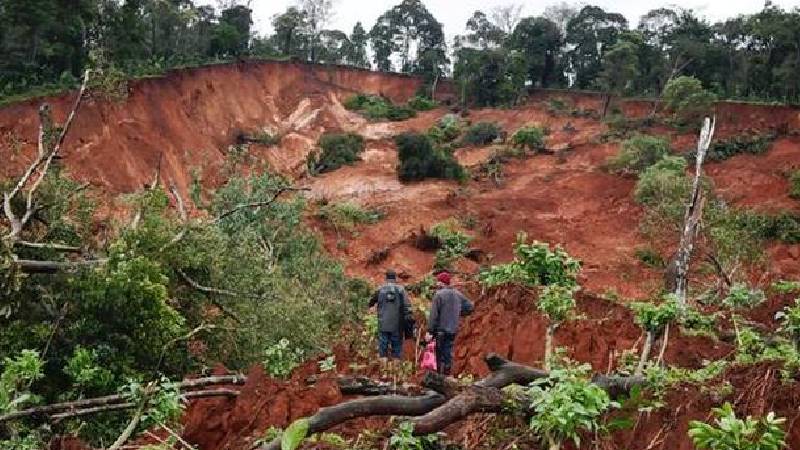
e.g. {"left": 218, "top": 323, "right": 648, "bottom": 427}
{"left": 14, "top": 241, "right": 82, "bottom": 253}
{"left": 0, "top": 375, "right": 245, "bottom": 423}
{"left": 14, "top": 258, "right": 108, "bottom": 274}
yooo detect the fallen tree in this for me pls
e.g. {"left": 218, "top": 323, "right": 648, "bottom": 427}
{"left": 260, "top": 354, "right": 644, "bottom": 450}
{"left": 0, "top": 375, "right": 245, "bottom": 423}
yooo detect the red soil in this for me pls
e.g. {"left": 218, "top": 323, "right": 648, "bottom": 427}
{"left": 2, "top": 61, "right": 800, "bottom": 450}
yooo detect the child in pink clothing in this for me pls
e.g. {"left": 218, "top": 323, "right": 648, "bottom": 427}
{"left": 420, "top": 338, "right": 437, "bottom": 372}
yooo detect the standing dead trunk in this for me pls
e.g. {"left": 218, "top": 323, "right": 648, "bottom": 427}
{"left": 544, "top": 322, "right": 556, "bottom": 371}
{"left": 669, "top": 117, "right": 715, "bottom": 306}
{"left": 602, "top": 92, "right": 612, "bottom": 118}
{"left": 635, "top": 330, "right": 655, "bottom": 376}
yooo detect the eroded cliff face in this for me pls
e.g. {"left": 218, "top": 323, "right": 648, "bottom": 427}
{"left": 0, "top": 61, "right": 455, "bottom": 195}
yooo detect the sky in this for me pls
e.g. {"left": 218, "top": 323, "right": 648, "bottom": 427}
{"left": 249, "top": 0, "right": 800, "bottom": 39}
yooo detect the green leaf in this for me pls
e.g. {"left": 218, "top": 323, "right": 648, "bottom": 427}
{"left": 281, "top": 418, "right": 310, "bottom": 450}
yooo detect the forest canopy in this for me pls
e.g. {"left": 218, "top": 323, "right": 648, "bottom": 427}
{"left": 2, "top": 1, "right": 800, "bottom": 105}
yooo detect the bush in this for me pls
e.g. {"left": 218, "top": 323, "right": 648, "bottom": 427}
{"left": 343, "top": 93, "right": 417, "bottom": 122}
{"left": 663, "top": 76, "right": 716, "bottom": 124}
{"left": 263, "top": 338, "right": 303, "bottom": 378}
{"left": 395, "top": 132, "right": 466, "bottom": 182}
{"left": 511, "top": 126, "right": 547, "bottom": 151}
{"left": 427, "top": 114, "right": 462, "bottom": 144}
{"left": 790, "top": 171, "right": 800, "bottom": 199}
{"left": 429, "top": 219, "right": 473, "bottom": 269}
{"left": 407, "top": 95, "right": 437, "bottom": 111}
{"left": 308, "top": 132, "right": 365, "bottom": 174}
{"left": 634, "top": 246, "right": 665, "bottom": 268}
{"left": 479, "top": 233, "right": 581, "bottom": 288}
{"left": 607, "top": 135, "right": 671, "bottom": 174}
{"left": 688, "top": 403, "right": 785, "bottom": 450}
{"left": 635, "top": 156, "right": 691, "bottom": 230}
{"left": 691, "top": 133, "right": 777, "bottom": 162}
{"left": 461, "top": 122, "right": 502, "bottom": 146}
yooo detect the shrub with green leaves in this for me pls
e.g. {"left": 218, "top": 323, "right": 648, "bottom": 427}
{"left": 263, "top": 338, "right": 303, "bottom": 378}
{"left": 389, "top": 421, "right": 438, "bottom": 450}
{"left": 511, "top": 125, "right": 547, "bottom": 151}
{"left": 526, "top": 366, "right": 618, "bottom": 450}
{"left": 308, "top": 132, "right": 366, "bottom": 175}
{"left": 776, "top": 298, "right": 800, "bottom": 348}
{"left": 688, "top": 403, "right": 785, "bottom": 450}
{"left": 607, "top": 135, "right": 671, "bottom": 174}
{"left": 538, "top": 285, "right": 577, "bottom": 324}
{"left": 635, "top": 156, "right": 692, "bottom": 231}
{"left": 0, "top": 350, "right": 44, "bottom": 414}
{"left": 395, "top": 132, "right": 466, "bottom": 182}
{"left": 631, "top": 295, "right": 679, "bottom": 334}
{"left": 407, "top": 95, "right": 437, "bottom": 111}
{"left": 461, "top": 122, "right": 502, "bottom": 146}
{"left": 429, "top": 219, "right": 473, "bottom": 269}
{"left": 480, "top": 233, "right": 581, "bottom": 288}
{"left": 635, "top": 246, "right": 665, "bottom": 268}
{"left": 722, "top": 284, "right": 765, "bottom": 310}
{"left": 343, "top": 93, "right": 417, "bottom": 121}
{"left": 663, "top": 76, "right": 717, "bottom": 124}
{"left": 690, "top": 132, "right": 777, "bottom": 162}
{"left": 427, "top": 114, "right": 462, "bottom": 144}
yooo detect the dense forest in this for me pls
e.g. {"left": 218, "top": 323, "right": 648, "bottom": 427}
{"left": 2, "top": 0, "right": 800, "bottom": 105}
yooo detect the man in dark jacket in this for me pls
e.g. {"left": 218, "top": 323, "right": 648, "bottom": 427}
{"left": 426, "top": 271, "right": 474, "bottom": 375}
{"left": 369, "top": 269, "right": 412, "bottom": 360}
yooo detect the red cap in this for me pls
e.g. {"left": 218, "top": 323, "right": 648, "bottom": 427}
{"left": 436, "top": 272, "right": 451, "bottom": 285}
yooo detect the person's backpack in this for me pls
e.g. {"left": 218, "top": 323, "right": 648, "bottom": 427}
{"left": 395, "top": 286, "right": 416, "bottom": 340}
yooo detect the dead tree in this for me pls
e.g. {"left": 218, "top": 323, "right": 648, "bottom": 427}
{"left": 668, "top": 116, "right": 715, "bottom": 306}
{"left": 259, "top": 354, "right": 643, "bottom": 450}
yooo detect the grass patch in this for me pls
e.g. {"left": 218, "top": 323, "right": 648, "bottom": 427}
{"left": 307, "top": 132, "right": 365, "bottom": 175}
{"left": 429, "top": 219, "right": 473, "bottom": 270}
{"left": 316, "top": 201, "right": 384, "bottom": 232}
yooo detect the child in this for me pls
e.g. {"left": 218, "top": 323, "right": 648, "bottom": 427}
{"left": 420, "top": 337, "right": 437, "bottom": 372}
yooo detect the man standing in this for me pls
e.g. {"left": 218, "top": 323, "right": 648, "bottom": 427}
{"left": 426, "top": 271, "right": 474, "bottom": 375}
{"left": 369, "top": 269, "right": 412, "bottom": 361}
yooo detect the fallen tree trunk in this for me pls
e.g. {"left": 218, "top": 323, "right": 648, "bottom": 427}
{"left": 0, "top": 375, "right": 245, "bottom": 423}
{"left": 260, "top": 354, "right": 643, "bottom": 450}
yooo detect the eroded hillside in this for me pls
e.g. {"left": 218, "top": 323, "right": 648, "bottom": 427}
{"left": 3, "top": 62, "right": 800, "bottom": 450}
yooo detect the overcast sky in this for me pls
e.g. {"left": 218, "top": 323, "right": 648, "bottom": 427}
{"left": 250, "top": 0, "right": 800, "bottom": 39}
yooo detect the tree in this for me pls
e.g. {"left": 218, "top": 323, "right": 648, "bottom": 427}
{"left": 490, "top": 3, "right": 523, "bottom": 35}
{"left": 565, "top": 6, "right": 628, "bottom": 89}
{"left": 271, "top": 7, "right": 309, "bottom": 59}
{"left": 453, "top": 47, "right": 525, "bottom": 106}
{"left": 464, "top": 11, "right": 505, "bottom": 49}
{"left": 543, "top": 2, "right": 578, "bottom": 38}
{"left": 508, "top": 17, "right": 562, "bottom": 88}
{"left": 598, "top": 38, "right": 640, "bottom": 115}
{"left": 346, "top": 22, "right": 370, "bottom": 68}
{"left": 537, "top": 285, "right": 577, "bottom": 371}
{"left": 369, "top": 0, "right": 447, "bottom": 78}
{"left": 298, "top": 0, "right": 334, "bottom": 62}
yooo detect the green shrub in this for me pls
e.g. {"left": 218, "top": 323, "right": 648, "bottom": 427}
{"left": 308, "top": 132, "right": 365, "bottom": 174}
{"left": 317, "top": 202, "right": 384, "bottom": 232}
{"left": 407, "top": 95, "right": 437, "bottom": 111}
{"left": 480, "top": 233, "right": 581, "bottom": 288}
{"left": 607, "top": 135, "right": 671, "bottom": 174}
{"left": 690, "top": 133, "right": 777, "bottom": 162}
{"left": 728, "top": 210, "right": 800, "bottom": 244}
{"left": 427, "top": 114, "right": 462, "bottom": 144}
{"left": 526, "top": 366, "right": 617, "bottom": 450}
{"left": 344, "top": 93, "right": 417, "bottom": 121}
{"left": 788, "top": 171, "right": 800, "bottom": 199}
{"left": 263, "top": 338, "right": 303, "bottom": 378}
{"left": 688, "top": 403, "right": 785, "bottom": 450}
{"left": 511, "top": 126, "right": 547, "bottom": 151}
{"left": 462, "top": 122, "right": 502, "bottom": 146}
{"left": 635, "top": 156, "right": 691, "bottom": 229}
{"left": 395, "top": 132, "right": 466, "bottom": 182}
{"left": 663, "top": 76, "right": 717, "bottom": 124}
{"left": 631, "top": 295, "right": 679, "bottom": 334}
{"left": 429, "top": 219, "right": 473, "bottom": 269}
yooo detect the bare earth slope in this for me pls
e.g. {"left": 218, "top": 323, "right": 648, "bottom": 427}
{"left": 3, "top": 62, "right": 800, "bottom": 450}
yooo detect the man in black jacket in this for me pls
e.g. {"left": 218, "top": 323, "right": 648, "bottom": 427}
{"left": 369, "top": 269, "right": 412, "bottom": 361}
{"left": 426, "top": 271, "right": 474, "bottom": 375}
